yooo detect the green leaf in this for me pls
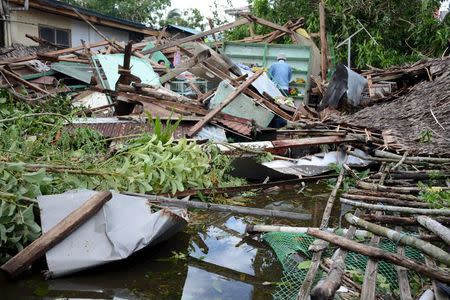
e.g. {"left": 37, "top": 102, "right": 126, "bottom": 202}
{"left": 23, "top": 169, "right": 47, "bottom": 184}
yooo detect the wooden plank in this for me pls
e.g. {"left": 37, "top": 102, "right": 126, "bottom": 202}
{"left": 72, "top": 8, "right": 123, "bottom": 53}
{"left": 245, "top": 15, "right": 292, "bottom": 34}
{"left": 271, "top": 136, "right": 356, "bottom": 148}
{"left": 360, "top": 165, "right": 390, "bottom": 300}
{"left": 319, "top": 1, "right": 328, "bottom": 81}
{"left": 1, "top": 191, "right": 112, "bottom": 277}
{"left": 187, "top": 69, "right": 263, "bottom": 137}
{"left": 142, "top": 18, "right": 251, "bottom": 55}
{"left": 0, "top": 67, "right": 52, "bottom": 95}
{"left": 395, "top": 225, "right": 413, "bottom": 300}
{"left": 0, "top": 40, "right": 110, "bottom": 65}
{"left": 159, "top": 49, "right": 211, "bottom": 84}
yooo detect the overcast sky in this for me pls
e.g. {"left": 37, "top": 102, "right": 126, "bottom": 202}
{"left": 169, "top": 0, "right": 248, "bottom": 20}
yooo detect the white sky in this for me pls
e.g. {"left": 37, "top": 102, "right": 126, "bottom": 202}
{"left": 168, "top": 0, "right": 249, "bottom": 20}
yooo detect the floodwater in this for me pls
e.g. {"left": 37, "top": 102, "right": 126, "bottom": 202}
{"left": 0, "top": 181, "right": 338, "bottom": 300}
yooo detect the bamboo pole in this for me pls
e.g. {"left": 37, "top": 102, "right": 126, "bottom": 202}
{"left": 347, "top": 188, "right": 421, "bottom": 201}
{"left": 360, "top": 214, "right": 450, "bottom": 226}
{"left": 374, "top": 150, "right": 450, "bottom": 164}
{"left": 306, "top": 228, "right": 450, "bottom": 284}
{"left": 1, "top": 191, "right": 112, "bottom": 277}
{"left": 345, "top": 213, "right": 450, "bottom": 266}
{"left": 419, "top": 228, "right": 449, "bottom": 300}
{"left": 341, "top": 198, "right": 450, "bottom": 216}
{"left": 357, "top": 181, "right": 449, "bottom": 194}
{"left": 417, "top": 216, "right": 450, "bottom": 246}
{"left": 246, "top": 224, "right": 371, "bottom": 239}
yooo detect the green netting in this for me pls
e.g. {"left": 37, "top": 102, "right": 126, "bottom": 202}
{"left": 263, "top": 232, "right": 425, "bottom": 300}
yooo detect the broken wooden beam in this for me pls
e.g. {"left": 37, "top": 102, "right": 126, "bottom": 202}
{"left": 306, "top": 228, "right": 450, "bottom": 284}
{"left": 1, "top": 191, "right": 112, "bottom": 278}
{"left": 142, "top": 18, "right": 251, "bottom": 55}
{"left": 159, "top": 49, "right": 211, "bottom": 84}
{"left": 0, "top": 67, "right": 52, "bottom": 96}
{"left": 188, "top": 70, "right": 263, "bottom": 137}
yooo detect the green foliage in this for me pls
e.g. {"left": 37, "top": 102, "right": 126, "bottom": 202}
{"left": 0, "top": 201, "right": 41, "bottom": 263}
{"left": 418, "top": 182, "right": 450, "bottom": 208}
{"left": 419, "top": 128, "right": 433, "bottom": 143}
{"left": 328, "top": 163, "right": 369, "bottom": 191}
{"left": 0, "top": 90, "right": 245, "bottom": 262}
{"left": 160, "top": 8, "right": 206, "bottom": 31}
{"left": 147, "top": 112, "right": 182, "bottom": 144}
{"left": 225, "top": 0, "right": 449, "bottom": 68}
{"left": 62, "top": 0, "right": 171, "bottom": 24}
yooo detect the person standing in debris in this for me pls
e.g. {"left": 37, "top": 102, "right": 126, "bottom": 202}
{"left": 268, "top": 53, "right": 291, "bottom": 128}
{"left": 268, "top": 53, "right": 292, "bottom": 96}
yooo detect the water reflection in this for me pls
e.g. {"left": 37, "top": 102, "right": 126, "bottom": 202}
{"left": 181, "top": 266, "right": 253, "bottom": 300}
{"left": 0, "top": 183, "right": 334, "bottom": 300}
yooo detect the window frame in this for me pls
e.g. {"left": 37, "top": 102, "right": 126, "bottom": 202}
{"left": 38, "top": 25, "right": 71, "bottom": 47}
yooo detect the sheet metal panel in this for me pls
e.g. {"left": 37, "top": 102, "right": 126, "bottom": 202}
{"left": 38, "top": 190, "right": 188, "bottom": 277}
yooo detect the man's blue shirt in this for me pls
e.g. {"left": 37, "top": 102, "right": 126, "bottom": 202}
{"left": 268, "top": 60, "right": 292, "bottom": 90}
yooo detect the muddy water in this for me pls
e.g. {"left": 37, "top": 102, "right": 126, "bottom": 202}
{"left": 0, "top": 182, "right": 338, "bottom": 300}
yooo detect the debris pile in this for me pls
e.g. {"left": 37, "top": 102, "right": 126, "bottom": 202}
{"left": 0, "top": 8, "right": 449, "bottom": 300}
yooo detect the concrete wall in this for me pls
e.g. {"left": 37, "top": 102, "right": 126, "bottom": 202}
{"left": 7, "top": 7, "right": 130, "bottom": 47}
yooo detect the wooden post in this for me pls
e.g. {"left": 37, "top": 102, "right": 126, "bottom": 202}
{"left": 187, "top": 70, "right": 263, "bottom": 137}
{"left": 319, "top": 1, "right": 327, "bottom": 81}
{"left": 1, "top": 191, "right": 112, "bottom": 278}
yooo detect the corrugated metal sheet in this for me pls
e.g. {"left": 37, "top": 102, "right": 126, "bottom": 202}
{"left": 222, "top": 42, "right": 313, "bottom": 103}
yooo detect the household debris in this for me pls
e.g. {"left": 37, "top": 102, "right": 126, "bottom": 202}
{"left": 0, "top": 8, "right": 449, "bottom": 300}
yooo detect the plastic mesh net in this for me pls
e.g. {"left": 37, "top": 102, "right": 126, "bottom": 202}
{"left": 263, "top": 232, "right": 425, "bottom": 300}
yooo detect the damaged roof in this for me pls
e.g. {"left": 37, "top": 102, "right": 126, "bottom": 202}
{"left": 8, "top": 0, "right": 159, "bottom": 35}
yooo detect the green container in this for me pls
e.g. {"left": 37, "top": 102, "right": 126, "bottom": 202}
{"left": 222, "top": 42, "right": 313, "bottom": 103}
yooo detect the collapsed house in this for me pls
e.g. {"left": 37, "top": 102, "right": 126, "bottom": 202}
{"left": 0, "top": 3, "right": 449, "bottom": 300}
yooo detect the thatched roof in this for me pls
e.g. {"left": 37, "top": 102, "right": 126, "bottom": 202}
{"left": 336, "top": 57, "right": 450, "bottom": 156}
